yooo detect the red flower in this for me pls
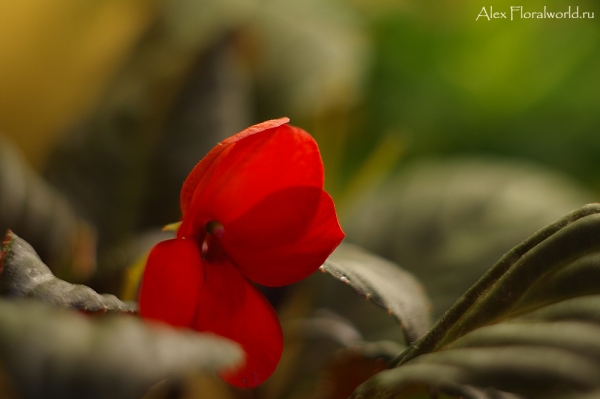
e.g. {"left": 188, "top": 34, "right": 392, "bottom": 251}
{"left": 139, "top": 118, "right": 344, "bottom": 388}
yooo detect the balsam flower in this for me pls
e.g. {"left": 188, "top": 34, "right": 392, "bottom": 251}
{"left": 139, "top": 118, "right": 344, "bottom": 388}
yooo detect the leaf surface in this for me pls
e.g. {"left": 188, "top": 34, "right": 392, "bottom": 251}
{"left": 343, "top": 157, "right": 594, "bottom": 319}
{"left": 353, "top": 204, "right": 600, "bottom": 399}
{"left": 0, "top": 231, "right": 136, "bottom": 313}
{"left": 321, "top": 243, "right": 431, "bottom": 343}
{"left": 0, "top": 299, "right": 243, "bottom": 399}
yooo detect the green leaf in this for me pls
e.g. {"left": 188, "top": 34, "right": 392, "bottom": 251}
{"left": 321, "top": 243, "right": 432, "bottom": 343}
{"left": 0, "top": 231, "right": 136, "bottom": 313}
{"left": 343, "top": 158, "right": 594, "bottom": 318}
{"left": 353, "top": 204, "right": 600, "bottom": 399}
{"left": 0, "top": 299, "right": 243, "bottom": 399}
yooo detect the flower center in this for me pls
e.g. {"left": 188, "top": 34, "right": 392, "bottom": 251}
{"left": 205, "top": 220, "right": 224, "bottom": 237}
{"left": 201, "top": 221, "right": 225, "bottom": 261}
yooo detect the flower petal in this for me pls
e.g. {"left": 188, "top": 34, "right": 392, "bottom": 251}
{"left": 220, "top": 187, "right": 345, "bottom": 287}
{"left": 180, "top": 118, "right": 290, "bottom": 216}
{"left": 139, "top": 238, "right": 204, "bottom": 328}
{"left": 194, "top": 250, "right": 283, "bottom": 388}
{"left": 178, "top": 121, "right": 324, "bottom": 238}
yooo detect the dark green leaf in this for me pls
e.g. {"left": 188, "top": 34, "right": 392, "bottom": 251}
{"left": 353, "top": 204, "right": 600, "bottom": 399}
{"left": 353, "top": 362, "right": 524, "bottom": 399}
{"left": 0, "top": 231, "right": 136, "bottom": 313}
{"left": 321, "top": 243, "right": 432, "bottom": 343}
{"left": 404, "top": 204, "right": 600, "bottom": 355}
{"left": 343, "top": 158, "right": 593, "bottom": 319}
{"left": 0, "top": 299, "right": 243, "bottom": 399}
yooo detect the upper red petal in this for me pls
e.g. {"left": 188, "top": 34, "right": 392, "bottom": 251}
{"left": 180, "top": 118, "right": 290, "bottom": 217}
{"left": 178, "top": 121, "right": 323, "bottom": 238}
{"left": 193, "top": 253, "right": 283, "bottom": 388}
{"left": 220, "top": 187, "right": 345, "bottom": 286}
{"left": 139, "top": 238, "right": 204, "bottom": 328}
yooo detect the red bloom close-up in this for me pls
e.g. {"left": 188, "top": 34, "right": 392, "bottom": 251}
{"left": 139, "top": 118, "right": 345, "bottom": 388}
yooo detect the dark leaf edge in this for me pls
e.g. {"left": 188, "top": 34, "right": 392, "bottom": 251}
{"left": 0, "top": 299, "right": 243, "bottom": 399}
{"left": 0, "top": 230, "right": 137, "bottom": 314}
{"left": 320, "top": 242, "right": 432, "bottom": 344}
{"left": 397, "top": 203, "right": 600, "bottom": 364}
{"left": 351, "top": 203, "right": 600, "bottom": 399}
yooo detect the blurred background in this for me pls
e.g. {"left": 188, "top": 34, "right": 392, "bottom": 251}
{"left": 1, "top": 0, "right": 600, "bottom": 321}
{"left": 3, "top": 1, "right": 600, "bottom": 397}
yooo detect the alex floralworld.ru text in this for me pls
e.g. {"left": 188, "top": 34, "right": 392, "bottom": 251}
{"left": 477, "top": 6, "right": 594, "bottom": 21}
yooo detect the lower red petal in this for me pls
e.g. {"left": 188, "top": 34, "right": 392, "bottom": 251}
{"left": 139, "top": 238, "right": 204, "bottom": 328}
{"left": 221, "top": 187, "right": 345, "bottom": 286}
{"left": 194, "top": 255, "right": 283, "bottom": 388}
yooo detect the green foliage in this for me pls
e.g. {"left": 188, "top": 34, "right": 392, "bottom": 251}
{"left": 0, "top": 232, "right": 243, "bottom": 399}
{"left": 350, "top": 0, "right": 600, "bottom": 190}
{"left": 343, "top": 157, "right": 594, "bottom": 318}
{"left": 321, "top": 243, "right": 432, "bottom": 343}
{"left": 3, "top": 2, "right": 600, "bottom": 398}
{"left": 353, "top": 204, "right": 600, "bottom": 398}
{"left": 0, "top": 231, "right": 136, "bottom": 313}
{"left": 0, "top": 300, "right": 242, "bottom": 399}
